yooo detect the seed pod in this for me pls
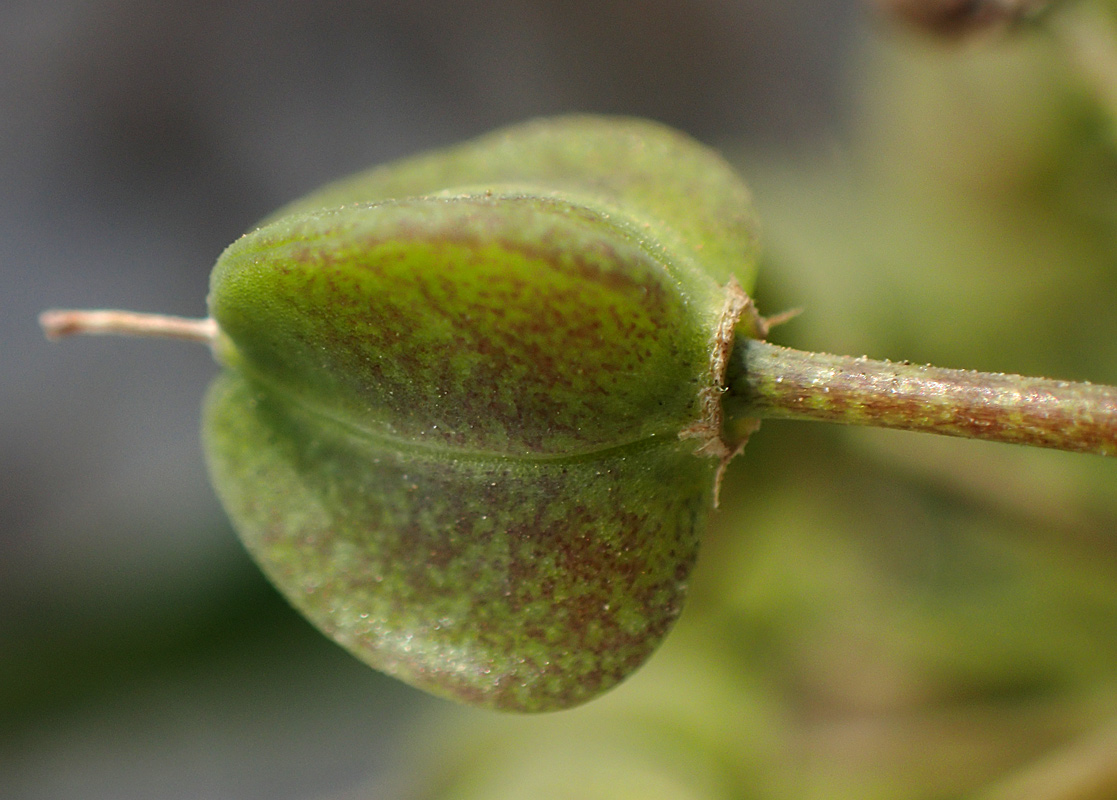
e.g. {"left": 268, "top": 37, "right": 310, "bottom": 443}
{"left": 203, "top": 116, "right": 761, "bottom": 711}
{"left": 45, "top": 114, "right": 1117, "bottom": 712}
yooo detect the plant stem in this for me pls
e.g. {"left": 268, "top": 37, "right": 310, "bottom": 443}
{"left": 726, "top": 338, "right": 1117, "bottom": 456}
{"left": 39, "top": 309, "right": 218, "bottom": 345}
{"left": 40, "top": 308, "right": 1117, "bottom": 457}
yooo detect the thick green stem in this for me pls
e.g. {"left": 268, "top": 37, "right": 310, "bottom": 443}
{"left": 726, "top": 338, "right": 1117, "bottom": 456}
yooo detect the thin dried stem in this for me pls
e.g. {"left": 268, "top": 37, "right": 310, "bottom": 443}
{"left": 39, "top": 309, "right": 218, "bottom": 345}
{"left": 727, "top": 338, "right": 1117, "bottom": 456}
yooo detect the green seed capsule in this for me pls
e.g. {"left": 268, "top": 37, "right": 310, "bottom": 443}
{"left": 202, "top": 116, "right": 761, "bottom": 711}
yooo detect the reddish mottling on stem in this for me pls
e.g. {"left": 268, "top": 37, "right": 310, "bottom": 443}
{"left": 731, "top": 339, "right": 1117, "bottom": 457}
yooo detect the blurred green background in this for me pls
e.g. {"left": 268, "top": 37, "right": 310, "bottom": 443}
{"left": 5, "top": 1, "right": 1117, "bottom": 798}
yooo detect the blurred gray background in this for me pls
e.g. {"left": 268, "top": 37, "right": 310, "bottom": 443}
{"left": 2, "top": 2, "right": 863, "bottom": 798}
